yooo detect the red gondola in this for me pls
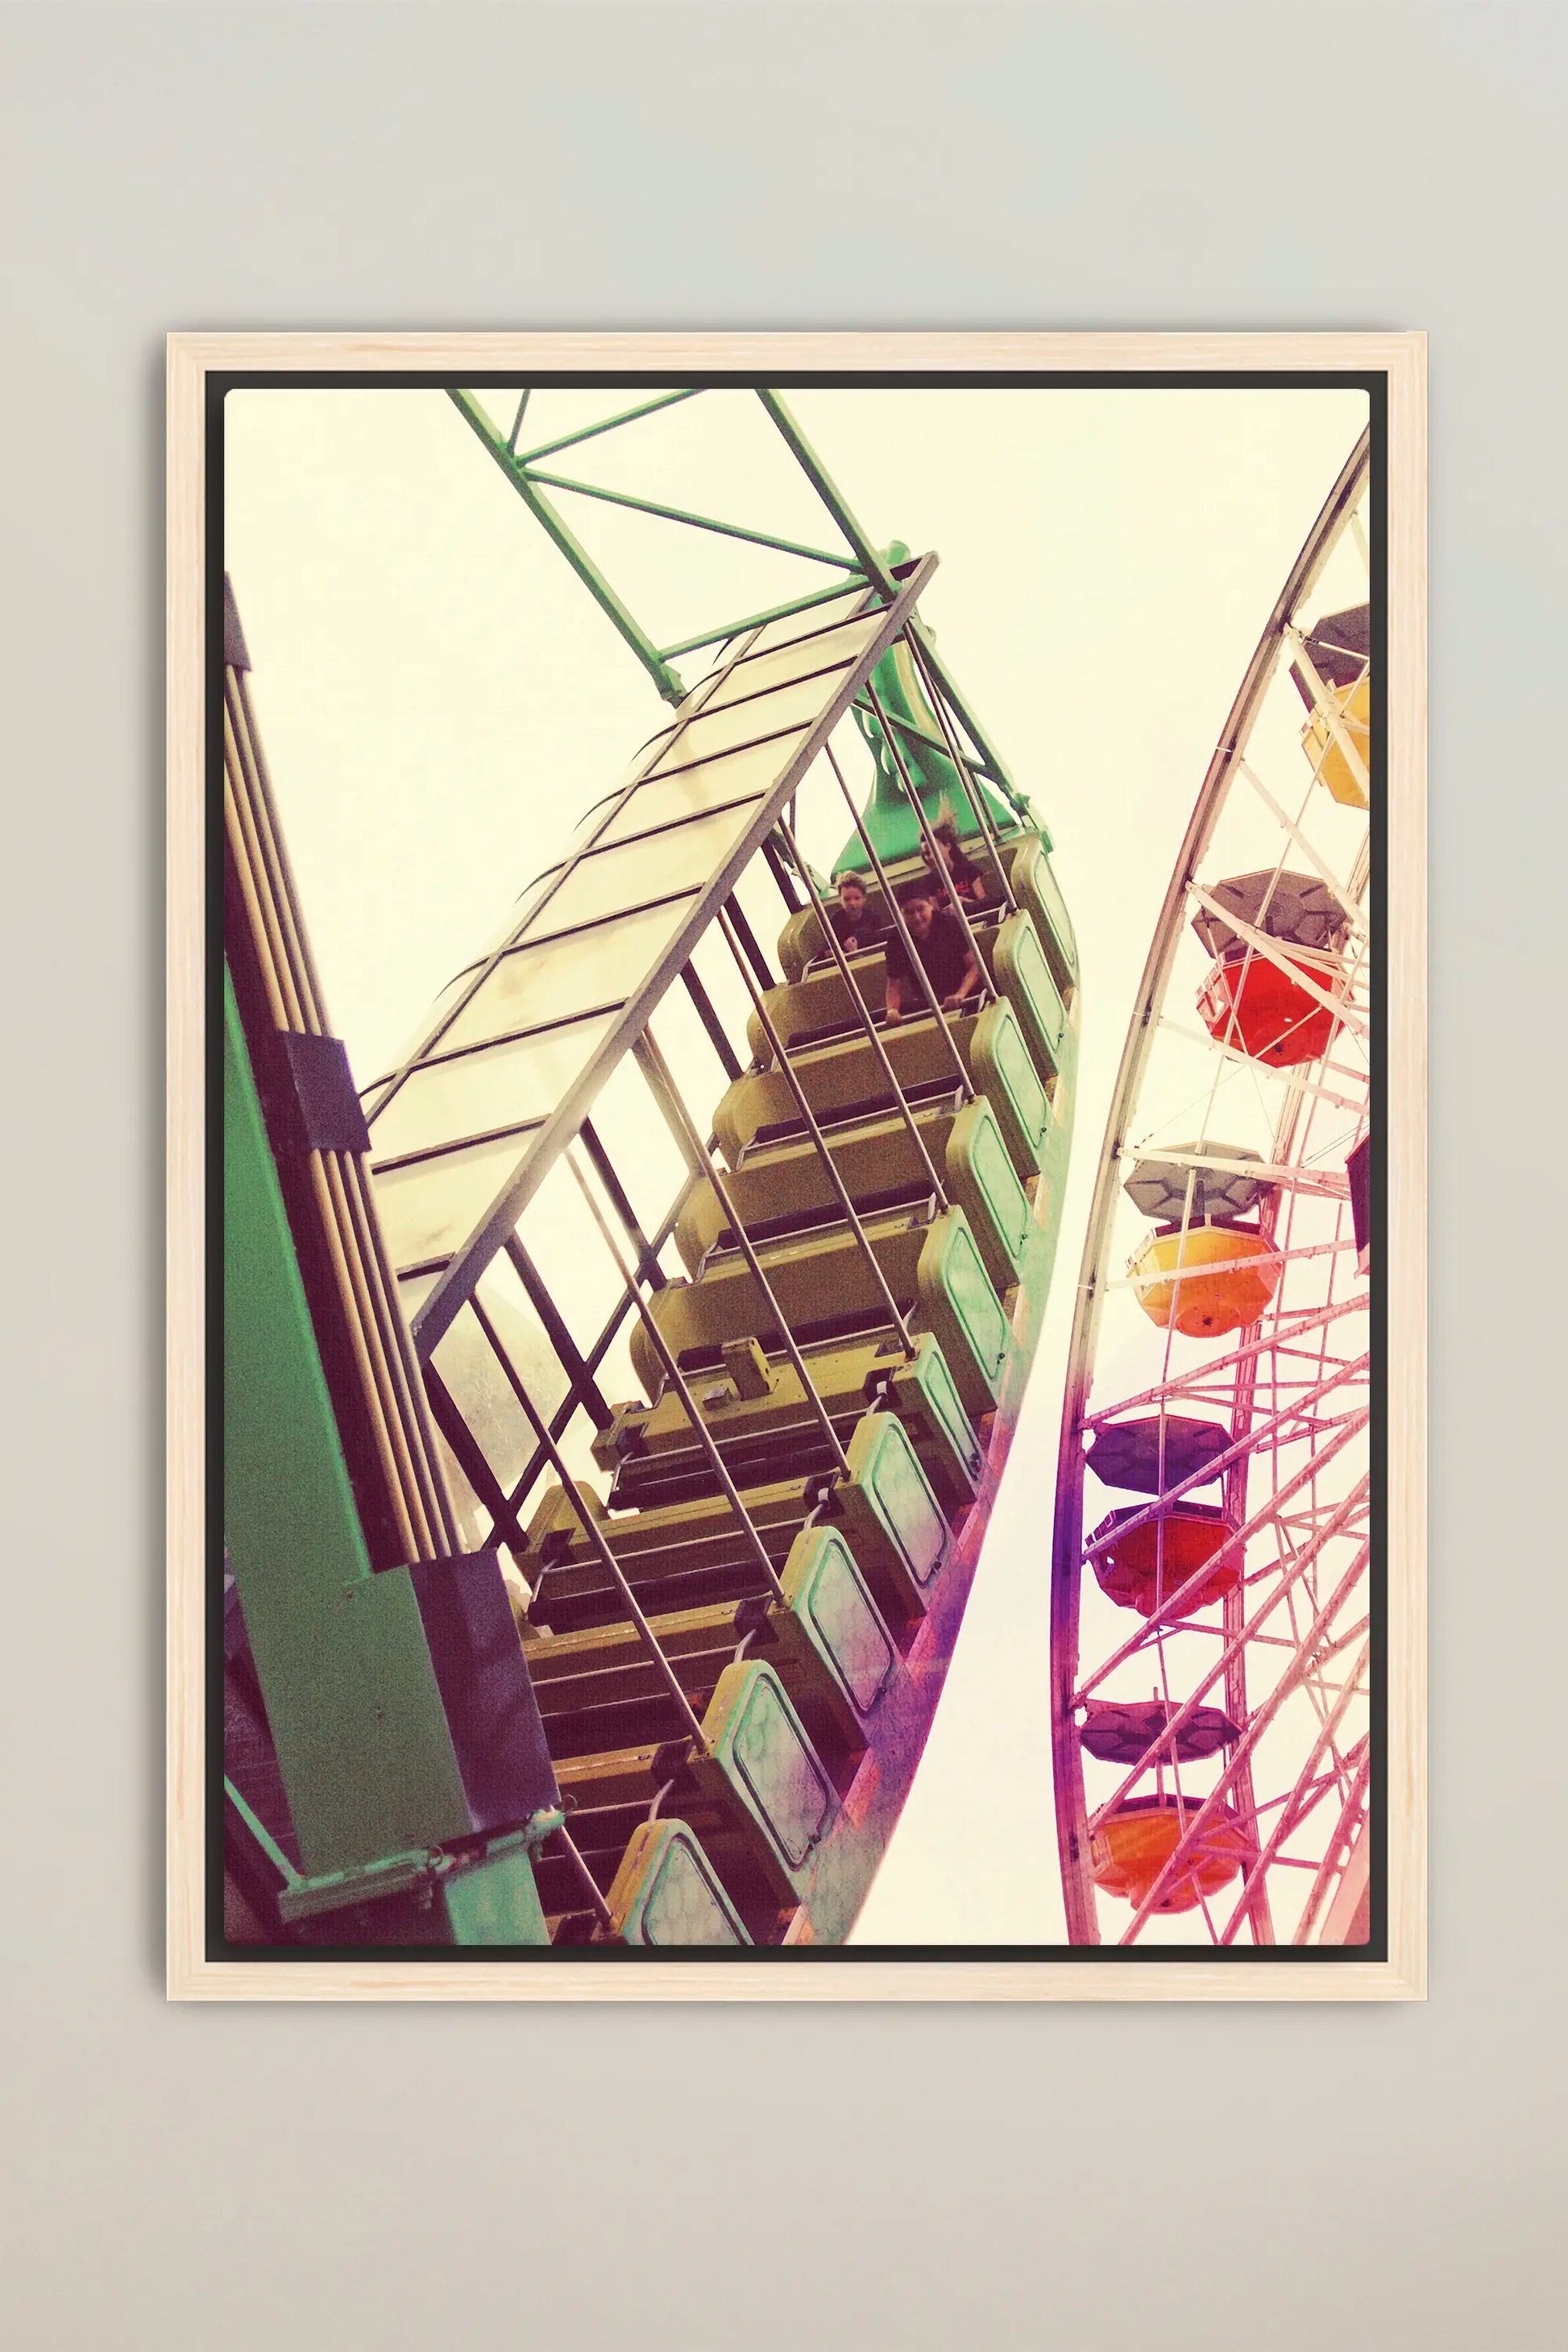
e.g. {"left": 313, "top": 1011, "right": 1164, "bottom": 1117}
{"left": 1089, "top": 1503, "right": 1241, "bottom": 1619}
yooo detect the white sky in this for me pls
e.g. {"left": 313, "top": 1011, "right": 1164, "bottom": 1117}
{"left": 226, "top": 381, "right": 1369, "bottom": 1943}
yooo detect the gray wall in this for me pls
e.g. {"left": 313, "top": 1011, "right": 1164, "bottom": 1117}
{"left": 2, "top": 4, "right": 1560, "bottom": 2346}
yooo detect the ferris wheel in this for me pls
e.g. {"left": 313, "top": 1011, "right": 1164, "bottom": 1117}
{"left": 1049, "top": 426, "right": 1375, "bottom": 1948}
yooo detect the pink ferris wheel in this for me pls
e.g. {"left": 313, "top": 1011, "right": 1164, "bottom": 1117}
{"left": 1049, "top": 427, "right": 1375, "bottom": 1948}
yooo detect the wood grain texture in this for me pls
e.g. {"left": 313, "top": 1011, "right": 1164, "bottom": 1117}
{"left": 167, "top": 330, "right": 1426, "bottom": 2001}
{"left": 167, "top": 332, "right": 208, "bottom": 2004}
{"left": 1382, "top": 332, "right": 1428, "bottom": 2001}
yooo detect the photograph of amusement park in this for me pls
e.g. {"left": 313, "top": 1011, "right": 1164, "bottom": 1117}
{"left": 217, "top": 371, "right": 1379, "bottom": 1963}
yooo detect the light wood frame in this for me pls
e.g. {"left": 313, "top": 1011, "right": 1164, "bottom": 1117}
{"left": 168, "top": 332, "right": 1426, "bottom": 2001}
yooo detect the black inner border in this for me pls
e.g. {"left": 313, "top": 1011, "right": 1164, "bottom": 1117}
{"left": 205, "top": 366, "right": 1388, "bottom": 1967}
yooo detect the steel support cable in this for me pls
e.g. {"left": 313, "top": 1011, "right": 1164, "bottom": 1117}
{"left": 903, "top": 634, "right": 1019, "bottom": 915}
{"left": 465, "top": 1297, "right": 707, "bottom": 1747}
{"left": 562, "top": 1147, "right": 786, "bottom": 1600}
{"left": 1290, "top": 1748, "right": 1374, "bottom": 1945}
{"left": 579, "top": 1120, "right": 669, "bottom": 1288}
{"left": 421, "top": 1362, "right": 538, "bottom": 1560}
{"left": 1079, "top": 1294, "right": 1367, "bottom": 1426}
{"left": 1152, "top": 1021, "right": 1368, "bottom": 1117}
{"left": 1220, "top": 1200, "right": 1279, "bottom": 1946}
{"left": 1122, "top": 1649, "right": 1367, "bottom": 1957}
{"left": 723, "top": 891, "right": 777, "bottom": 989}
{"left": 1217, "top": 1636, "right": 1371, "bottom": 1944}
{"left": 862, "top": 672, "right": 998, "bottom": 1014}
{"left": 822, "top": 740, "right": 974, "bottom": 1099}
{"left": 774, "top": 814, "right": 950, "bottom": 1209}
{"left": 1220, "top": 951, "right": 1367, "bottom": 1914}
{"left": 761, "top": 833, "right": 805, "bottom": 916}
{"left": 633, "top": 1030, "right": 852, "bottom": 1483}
{"left": 1112, "top": 1235, "right": 1358, "bottom": 1302}
{"left": 1235, "top": 757, "right": 1363, "bottom": 927}
{"left": 716, "top": 906, "right": 919, "bottom": 1360}
{"left": 502, "top": 1236, "right": 615, "bottom": 1435}
{"left": 681, "top": 961, "right": 745, "bottom": 1081}
{"left": 550, "top": 1824, "right": 616, "bottom": 1932}
{"left": 1118, "top": 1535, "right": 1372, "bottom": 1943}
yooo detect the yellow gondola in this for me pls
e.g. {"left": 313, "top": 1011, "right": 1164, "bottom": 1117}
{"left": 1127, "top": 1223, "right": 1280, "bottom": 1338}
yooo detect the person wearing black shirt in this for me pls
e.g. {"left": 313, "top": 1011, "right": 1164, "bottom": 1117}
{"left": 827, "top": 872, "right": 884, "bottom": 956}
{"left": 922, "top": 819, "right": 994, "bottom": 911}
{"left": 883, "top": 881, "right": 981, "bottom": 1023}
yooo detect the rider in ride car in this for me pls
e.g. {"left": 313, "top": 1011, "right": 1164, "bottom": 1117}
{"left": 922, "top": 818, "right": 993, "bottom": 911}
{"left": 828, "top": 870, "right": 885, "bottom": 956}
{"left": 883, "top": 879, "right": 982, "bottom": 1024}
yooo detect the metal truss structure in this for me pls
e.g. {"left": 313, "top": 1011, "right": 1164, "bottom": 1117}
{"left": 450, "top": 386, "right": 1033, "bottom": 810}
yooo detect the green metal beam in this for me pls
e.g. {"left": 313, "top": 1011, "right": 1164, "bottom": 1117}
{"left": 224, "top": 1777, "right": 302, "bottom": 1887}
{"left": 526, "top": 465, "right": 858, "bottom": 569}
{"left": 224, "top": 972, "right": 555, "bottom": 1944}
{"left": 657, "top": 575, "right": 866, "bottom": 662}
{"left": 520, "top": 385, "right": 701, "bottom": 465}
{"left": 756, "top": 388, "right": 899, "bottom": 597}
{"left": 866, "top": 699, "right": 984, "bottom": 771}
{"left": 275, "top": 1827, "right": 556, "bottom": 1943}
{"left": 223, "top": 967, "right": 475, "bottom": 1876}
{"left": 449, "top": 389, "right": 687, "bottom": 705}
{"left": 755, "top": 388, "right": 1032, "bottom": 813}
{"left": 906, "top": 615, "right": 1032, "bottom": 816}
{"left": 456, "top": 381, "right": 1035, "bottom": 823}
{"left": 438, "top": 1838, "right": 554, "bottom": 1945}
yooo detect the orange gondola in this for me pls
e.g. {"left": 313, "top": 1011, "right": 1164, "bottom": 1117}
{"left": 1090, "top": 1795, "right": 1251, "bottom": 1913}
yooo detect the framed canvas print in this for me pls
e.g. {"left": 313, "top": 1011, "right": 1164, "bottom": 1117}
{"left": 168, "top": 332, "right": 1425, "bottom": 1998}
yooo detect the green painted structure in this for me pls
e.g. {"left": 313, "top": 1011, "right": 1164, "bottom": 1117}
{"left": 222, "top": 972, "right": 552, "bottom": 1943}
{"left": 837, "top": 633, "right": 1031, "bottom": 876}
